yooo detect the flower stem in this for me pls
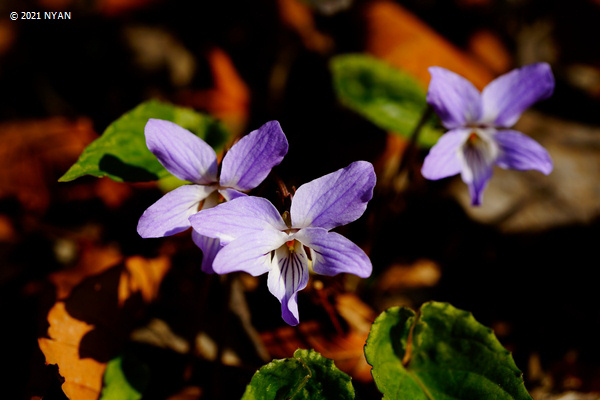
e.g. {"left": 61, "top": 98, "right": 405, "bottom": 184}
{"left": 396, "top": 105, "right": 434, "bottom": 178}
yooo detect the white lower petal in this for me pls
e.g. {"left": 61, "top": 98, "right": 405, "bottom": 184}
{"left": 458, "top": 129, "right": 498, "bottom": 206}
{"left": 267, "top": 241, "right": 309, "bottom": 326}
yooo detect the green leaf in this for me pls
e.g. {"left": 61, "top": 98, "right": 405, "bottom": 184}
{"left": 330, "top": 54, "right": 442, "bottom": 147}
{"left": 100, "top": 354, "right": 150, "bottom": 400}
{"left": 59, "top": 100, "right": 228, "bottom": 182}
{"left": 242, "top": 349, "right": 355, "bottom": 400}
{"left": 365, "top": 302, "right": 532, "bottom": 400}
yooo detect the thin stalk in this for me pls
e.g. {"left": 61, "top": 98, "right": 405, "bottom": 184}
{"left": 396, "top": 105, "right": 434, "bottom": 178}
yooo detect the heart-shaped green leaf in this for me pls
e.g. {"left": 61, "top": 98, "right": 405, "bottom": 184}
{"left": 330, "top": 54, "right": 442, "bottom": 147}
{"left": 59, "top": 100, "right": 228, "bottom": 182}
{"left": 365, "top": 302, "right": 532, "bottom": 399}
{"left": 242, "top": 349, "right": 355, "bottom": 400}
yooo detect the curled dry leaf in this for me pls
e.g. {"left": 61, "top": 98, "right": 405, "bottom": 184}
{"left": 376, "top": 259, "right": 442, "bottom": 291}
{"left": 38, "top": 303, "right": 105, "bottom": 400}
{"left": 118, "top": 255, "right": 171, "bottom": 305}
{"left": 0, "top": 118, "right": 97, "bottom": 211}
{"left": 50, "top": 243, "right": 123, "bottom": 300}
{"left": 39, "top": 255, "right": 170, "bottom": 399}
{"left": 260, "top": 294, "right": 377, "bottom": 382}
{"left": 261, "top": 320, "right": 373, "bottom": 382}
{"left": 277, "top": 0, "right": 333, "bottom": 53}
{"left": 468, "top": 30, "right": 512, "bottom": 75}
{"left": 178, "top": 47, "right": 250, "bottom": 135}
{"left": 94, "top": 177, "right": 134, "bottom": 209}
{"left": 335, "top": 293, "right": 377, "bottom": 334}
{"left": 364, "top": 0, "right": 494, "bottom": 89}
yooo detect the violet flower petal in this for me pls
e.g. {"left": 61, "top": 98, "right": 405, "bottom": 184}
{"left": 192, "top": 230, "right": 223, "bottom": 274}
{"left": 189, "top": 196, "right": 288, "bottom": 245}
{"left": 145, "top": 119, "right": 218, "bottom": 184}
{"left": 290, "top": 161, "right": 376, "bottom": 230}
{"left": 494, "top": 130, "right": 553, "bottom": 174}
{"left": 460, "top": 137, "right": 496, "bottom": 206}
{"left": 220, "top": 120, "right": 288, "bottom": 191}
{"left": 218, "top": 187, "right": 246, "bottom": 201}
{"left": 212, "top": 230, "right": 287, "bottom": 276}
{"left": 481, "top": 63, "right": 554, "bottom": 128}
{"left": 294, "top": 227, "right": 372, "bottom": 278}
{"left": 267, "top": 243, "right": 309, "bottom": 326}
{"left": 427, "top": 67, "right": 482, "bottom": 129}
{"left": 421, "top": 128, "right": 469, "bottom": 180}
{"left": 137, "top": 184, "right": 215, "bottom": 238}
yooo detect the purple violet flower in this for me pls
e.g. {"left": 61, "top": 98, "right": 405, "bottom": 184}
{"left": 189, "top": 161, "right": 376, "bottom": 325}
{"left": 137, "top": 119, "right": 288, "bottom": 273}
{"left": 422, "top": 63, "right": 555, "bottom": 205}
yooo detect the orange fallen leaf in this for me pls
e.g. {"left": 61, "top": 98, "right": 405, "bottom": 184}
{"left": 40, "top": 255, "right": 171, "bottom": 399}
{"left": 364, "top": 0, "right": 495, "bottom": 89}
{"left": 260, "top": 293, "right": 376, "bottom": 382}
{"left": 377, "top": 259, "right": 442, "bottom": 291}
{"left": 277, "top": 0, "right": 333, "bottom": 53}
{"left": 0, "top": 214, "right": 16, "bottom": 242}
{"left": 50, "top": 243, "right": 123, "bottom": 300}
{"left": 261, "top": 320, "right": 373, "bottom": 382}
{"left": 375, "top": 134, "right": 409, "bottom": 187}
{"left": 94, "top": 178, "right": 133, "bottom": 209}
{"left": 178, "top": 47, "right": 250, "bottom": 135}
{"left": 468, "top": 30, "right": 512, "bottom": 75}
{"left": 335, "top": 293, "right": 377, "bottom": 334}
{"left": 118, "top": 255, "right": 171, "bottom": 305}
{"left": 39, "top": 302, "right": 106, "bottom": 400}
{"left": 0, "top": 118, "right": 97, "bottom": 211}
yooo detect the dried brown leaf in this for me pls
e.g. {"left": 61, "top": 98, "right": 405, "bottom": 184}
{"left": 39, "top": 256, "right": 171, "bottom": 399}
{"left": 364, "top": 0, "right": 494, "bottom": 89}
{"left": 50, "top": 244, "right": 123, "bottom": 300}
{"left": 38, "top": 302, "right": 106, "bottom": 400}
{"left": 277, "top": 0, "right": 333, "bottom": 53}
{"left": 376, "top": 259, "right": 442, "bottom": 291}
{"left": 0, "top": 118, "right": 97, "bottom": 211}
{"left": 178, "top": 47, "right": 249, "bottom": 135}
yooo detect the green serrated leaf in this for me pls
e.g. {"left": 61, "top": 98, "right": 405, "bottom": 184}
{"left": 242, "top": 349, "right": 355, "bottom": 400}
{"left": 365, "top": 302, "right": 532, "bottom": 400}
{"left": 59, "top": 99, "right": 228, "bottom": 182}
{"left": 330, "top": 54, "right": 442, "bottom": 147}
{"left": 100, "top": 354, "right": 150, "bottom": 400}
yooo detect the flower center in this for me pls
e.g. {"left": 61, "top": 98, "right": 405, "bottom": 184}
{"left": 286, "top": 239, "right": 296, "bottom": 252}
{"left": 198, "top": 189, "right": 221, "bottom": 211}
{"left": 467, "top": 131, "right": 480, "bottom": 146}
